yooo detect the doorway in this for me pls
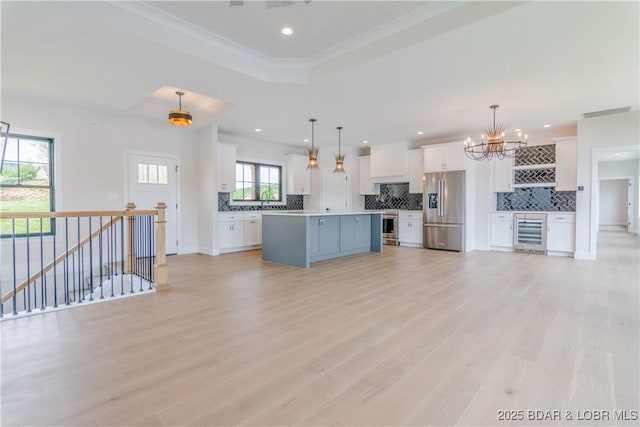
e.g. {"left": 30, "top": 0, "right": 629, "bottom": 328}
{"left": 126, "top": 152, "right": 179, "bottom": 254}
{"left": 599, "top": 178, "right": 630, "bottom": 232}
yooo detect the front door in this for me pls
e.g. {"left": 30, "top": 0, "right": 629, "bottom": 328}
{"left": 127, "top": 153, "right": 178, "bottom": 254}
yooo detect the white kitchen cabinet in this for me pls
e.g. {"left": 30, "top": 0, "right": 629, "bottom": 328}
{"left": 490, "top": 212, "right": 514, "bottom": 249}
{"left": 547, "top": 213, "right": 575, "bottom": 255}
{"left": 286, "top": 154, "right": 311, "bottom": 195}
{"left": 423, "top": 141, "right": 465, "bottom": 172}
{"left": 218, "top": 213, "right": 244, "bottom": 249}
{"left": 244, "top": 213, "right": 262, "bottom": 246}
{"left": 398, "top": 211, "right": 423, "bottom": 247}
{"left": 218, "top": 143, "right": 237, "bottom": 193}
{"left": 358, "top": 156, "right": 380, "bottom": 195}
{"left": 554, "top": 137, "right": 577, "bottom": 191}
{"left": 408, "top": 149, "right": 425, "bottom": 193}
{"left": 369, "top": 143, "right": 408, "bottom": 178}
{"left": 493, "top": 157, "right": 514, "bottom": 192}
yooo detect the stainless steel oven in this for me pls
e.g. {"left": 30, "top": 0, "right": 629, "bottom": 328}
{"left": 383, "top": 211, "right": 399, "bottom": 245}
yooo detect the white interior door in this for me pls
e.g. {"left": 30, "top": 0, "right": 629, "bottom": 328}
{"left": 323, "top": 170, "right": 349, "bottom": 213}
{"left": 127, "top": 153, "right": 178, "bottom": 254}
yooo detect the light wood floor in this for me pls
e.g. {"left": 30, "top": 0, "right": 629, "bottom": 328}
{"left": 2, "top": 230, "right": 639, "bottom": 426}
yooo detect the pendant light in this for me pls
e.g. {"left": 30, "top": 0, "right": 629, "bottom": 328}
{"left": 306, "top": 118, "right": 319, "bottom": 169}
{"left": 168, "top": 91, "right": 193, "bottom": 127}
{"left": 334, "top": 126, "right": 345, "bottom": 173}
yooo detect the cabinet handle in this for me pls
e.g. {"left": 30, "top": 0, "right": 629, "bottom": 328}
{"left": 319, "top": 218, "right": 325, "bottom": 225}
{"left": 355, "top": 217, "right": 359, "bottom": 223}
{"left": 555, "top": 217, "right": 565, "bottom": 220}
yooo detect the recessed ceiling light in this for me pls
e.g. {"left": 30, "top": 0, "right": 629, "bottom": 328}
{"left": 614, "top": 152, "right": 621, "bottom": 156}
{"left": 362, "top": 140, "right": 369, "bottom": 144}
{"left": 254, "top": 128, "right": 262, "bottom": 132}
{"left": 417, "top": 131, "right": 424, "bottom": 135}
{"left": 514, "top": 128, "right": 521, "bottom": 132}
{"left": 543, "top": 124, "right": 551, "bottom": 128}
{"left": 303, "top": 139, "right": 309, "bottom": 142}
{"left": 281, "top": 27, "right": 293, "bottom": 36}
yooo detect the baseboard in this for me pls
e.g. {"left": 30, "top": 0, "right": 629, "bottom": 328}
{"left": 574, "top": 250, "right": 594, "bottom": 260}
{"left": 197, "top": 246, "right": 214, "bottom": 256}
{"left": 178, "top": 246, "right": 198, "bottom": 255}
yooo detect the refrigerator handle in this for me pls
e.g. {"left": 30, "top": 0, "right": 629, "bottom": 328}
{"left": 438, "top": 179, "right": 444, "bottom": 216}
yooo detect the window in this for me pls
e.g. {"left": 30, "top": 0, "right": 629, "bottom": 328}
{"left": 233, "top": 161, "right": 281, "bottom": 202}
{"left": 0, "top": 132, "right": 55, "bottom": 237}
{"left": 138, "top": 163, "right": 168, "bottom": 184}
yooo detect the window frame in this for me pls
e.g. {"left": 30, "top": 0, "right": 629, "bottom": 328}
{"left": 232, "top": 160, "right": 283, "bottom": 203}
{"left": 0, "top": 132, "right": 56, "bottom": 238}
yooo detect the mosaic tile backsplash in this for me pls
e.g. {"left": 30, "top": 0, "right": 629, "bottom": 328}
{"left": 514, "top": 168, "right": 556, "bottom": 184}
{"left": 515, "top": 144, "right": 555, "bottom": 166}
{"left": 496, "top": 187, "right": 576, "bottom": 212}
{"left": 218, "top": 193, "right": 304, "bottom": 211}
{"left": 364, "top": 183, "right": 422, "bottom": 210}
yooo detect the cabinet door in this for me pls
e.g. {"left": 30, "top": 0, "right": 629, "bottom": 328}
{"left": 490, "top": 220, "right": 513, "bottom": 248}
{"left": 443, "top": 142, "right": 465, "bottom": 171}
{"left": 370, "top": 144, "right": 407, "bottom": 177}
{"left": 244, "top": 220, "right": 262, "bottom": 246}
{"left": 408, "top": 149, "right": 425, "bottom": 193}
{"left": 219, "top": 221, "right": 244, "bottom": 249}
{"left": 354, "top": 215, "right": 372, "bottom": 249}
{"left": 493, "top": 158, "right": 514, "bottom": 192}
{"left": 547, "top": 222, "right": 575, "bottom": 252}
{"left": 286, "top": 154, "right": 311, "bottom": 195}
{"left": 409, "top": 220, "right": 423, "bottom": 245}
{"left": 555, "top": 138, "right": 577, "bottom": 191}
{"left": 218, "top": 144, "right": 237, "bottom": 192}
{"left": 398, "top": 218, "right": 410, "bottom": 244}
{"left": 340, "top": 216, "right": 357, "bottom": 251}
{"left": 424, "top": 146, "right": 446, "bottom": 172}
{"left": 310, "top": 216, "right": 340, "bottom": 256}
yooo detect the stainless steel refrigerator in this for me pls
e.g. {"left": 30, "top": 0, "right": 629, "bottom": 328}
{"left": 423, "top": 170, "right": 465, "bottom": 252}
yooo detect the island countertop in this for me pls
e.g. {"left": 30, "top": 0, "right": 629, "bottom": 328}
{"left": 261, "top": 211, "right": 384, "bottom": 217}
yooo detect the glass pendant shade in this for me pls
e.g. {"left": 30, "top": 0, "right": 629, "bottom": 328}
{"left": 168, "top": 91, "right": 193, "bottom": 127}
{"left": 334, "top": 126, "right": 346, "bottom": 173}
{"left": 464, "top": 105, "right": 527, "bottom": 160}
{"left": 307, "top": 118, "right": 319, "bottom": 169}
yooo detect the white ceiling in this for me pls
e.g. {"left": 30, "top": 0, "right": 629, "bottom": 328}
{"left": 1, "top": 1, "right": 639, "bottom": 148}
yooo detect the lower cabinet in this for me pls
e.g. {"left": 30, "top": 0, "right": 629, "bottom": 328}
{"left": 547, "top": 213, "right": 575, "bottom": 255}
{"left": 340, "top": 214, "right": 372, "bottom": 252}
{"left": 398, "top": 211, "right": 423, "bottom": 247}
{"left": 310, "top": 216, "right": 340, "bottom": 258}
{"left": 219, "top": 212, "right": 262, "bottom": 251}
{"left": 490, "top": 212, "right": 514, "bottom": 249}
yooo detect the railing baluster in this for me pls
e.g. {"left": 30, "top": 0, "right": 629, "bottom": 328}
{"left": 99, "top": 216, "right": 104, "bottom": 300}
{"left": 149, "top": 214, "right": 154, "bottom": 288}
{"left": 53, "top": 218, "right": 58, "bottom": 308}
{"left": 88, "top": 216, "right": 94, "bottom": 301}
{"left": 120, "top": 217, "right": 125, "bottom": 296}
{"left": 12, "top": 219, "right": 17, "bottom": 315}
{"left": 109, "top": 216, "right": 114, "bottom": 298}
{"left": 129, "top": 215, "right": 134, "bottom": 294}
{"left": 77, "top": 217, "right": 83, "bottom": 303}
{"left": 40, "top": 217, "right": 45, "bottom": 310}
{"left": 64, "top": 217, "right": 70, "bottom": 305}
{"left": 26, "top": 219, "right": 31, "bottom": 313}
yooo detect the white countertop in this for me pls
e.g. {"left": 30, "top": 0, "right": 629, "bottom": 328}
{"left": 491, "top": 211, "right": 575, "bottom": 214}
{"left": 262, "top": 211, "right": 384, "bottom": 217}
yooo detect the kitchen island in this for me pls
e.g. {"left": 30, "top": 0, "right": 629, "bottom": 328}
{"left": 262, "top": 212, "right": 383, "bottom": 268}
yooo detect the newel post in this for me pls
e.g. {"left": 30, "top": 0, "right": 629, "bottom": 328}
{"left": 153, "top": 202, "right": 169, "bottom": 290}
{"left": 125, "top": 203, "right": 136, "bottom": 274}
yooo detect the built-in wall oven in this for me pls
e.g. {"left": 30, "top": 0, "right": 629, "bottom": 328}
{"left": 514, "top": 213, "right": 547, "bottom": 253}
{"left": 382, "top": 211, "right": 399, "bottom": 245}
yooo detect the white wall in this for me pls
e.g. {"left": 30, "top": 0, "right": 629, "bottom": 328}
{"left": 576, "top": 110, "right": 640, "bottom": 259}
{"left": 1, "top": 93, "right": 200, "bottom": 253}
{"left": 196, "top": 125, "right": 218, "bottom": 255}
{"left": 599, "top": 179, "right": 628, "bottom": 226}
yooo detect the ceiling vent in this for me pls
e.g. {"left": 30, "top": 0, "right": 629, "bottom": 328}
{"left": 583, "top": 106, "right": 631, "bottom": 119}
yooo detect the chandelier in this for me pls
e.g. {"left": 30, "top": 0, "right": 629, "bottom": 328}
{"left": 307, "top": 118, "right": 319, "bottom": 169}
{"left": 334, "top": 126, "right": 345, "bottom": 173}
{"left": 464, "top": 105, "right": 527, "bottom": 160}
{"left": 168, "top": 91, "right": 192, "bottom": 127}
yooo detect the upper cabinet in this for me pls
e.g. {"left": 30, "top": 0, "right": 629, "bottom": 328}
{"left": 358, "top": 156, "right": 380, "bottom": 195}
{"left": 369, "top": 143, "right": 408, "bottom": 178}
{"left": 423, "top": 141, "right": 466, "bottom": 172}
{"left": 286, "top": 154, "right": 311, "bottom": 195}
{"left": 554, "top": 137, "right": 577, "bottom": 191}
{"left": 493, "top": 158, "right": 514, "bottom": 193}
{"left": 218, "top": 143, "right": 237, "bottom": 193}
{"left": 408, "top": 149, "right": 424, "bottom": 193}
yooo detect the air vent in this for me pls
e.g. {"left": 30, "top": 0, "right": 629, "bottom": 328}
{"left": 583, "top": 106, "right": 631, "bottom": 119}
